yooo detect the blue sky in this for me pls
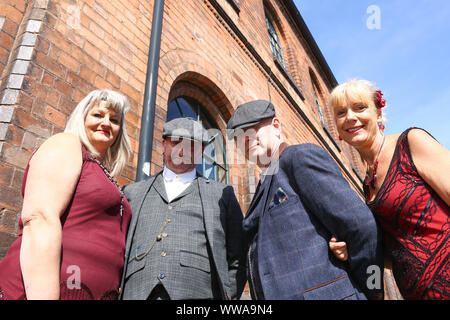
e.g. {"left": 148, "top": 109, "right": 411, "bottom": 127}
{"left": 294, "top": 0, "right": 450, "bottom": 149}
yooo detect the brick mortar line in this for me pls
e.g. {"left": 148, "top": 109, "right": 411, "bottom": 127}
{"left": 0, "top": 1, "right": 51, "bottom": 241}
{"left": 0, "top": 0, "right": 49, "bottom": 116}
{"left": 0, "top": 0, "right": 50, "bottom": 157}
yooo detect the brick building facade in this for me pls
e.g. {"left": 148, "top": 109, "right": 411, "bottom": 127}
{"left": 0, "top": 0, "right": 364, "bottom": 264}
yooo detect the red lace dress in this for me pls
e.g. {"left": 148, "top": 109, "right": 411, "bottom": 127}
{"left": 365, "top": 128, "right": 449, "bottom": 299}
{"left": 0, "top": 146, "right": 132, "bottom": 300}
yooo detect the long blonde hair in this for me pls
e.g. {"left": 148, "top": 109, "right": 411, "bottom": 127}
{"left": 65, "top": 89, "right": 131, "bottom": 176}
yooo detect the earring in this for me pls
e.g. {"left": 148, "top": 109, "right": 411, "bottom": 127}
{"left": 339, "top": 135, "right": 343, "bottom": 141}
{"left": 378, "top": 122, "right": 385, "bottom": 131}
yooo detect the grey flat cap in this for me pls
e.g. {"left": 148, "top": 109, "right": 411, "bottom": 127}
{"left": 162, "top": 117, "right": 209, "bottom": 144}
{"left": 226, "top": 100, "right": 276, "bottom": 139}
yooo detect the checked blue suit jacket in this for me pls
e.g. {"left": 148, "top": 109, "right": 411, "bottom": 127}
{"left": 245, "top": 144, "right": 384, "bottom": 300}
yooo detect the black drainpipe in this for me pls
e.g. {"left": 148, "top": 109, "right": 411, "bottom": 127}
{"left": 136, "top": 0, "right": 165, "bottom": 181}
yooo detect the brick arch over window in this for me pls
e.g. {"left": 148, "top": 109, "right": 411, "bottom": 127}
{"left": 309, "top": 68, "right": 335, "bottom": 131}
{"left": 156, "top": 50, "right": 237, "bottom": 134}
{"left": 263, "top": 0, "right": 287, "bottom": 44}
{"left": 309, "top": 69, "right": 326, "bottom": 123}
{"left": 309, "top": 68, "right": 323, "bottom": 95}
{"left": 168, "top": 72, "right": 233, "bottom": 132}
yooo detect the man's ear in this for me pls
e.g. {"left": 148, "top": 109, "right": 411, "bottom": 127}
{"left": 272, "top": 117, "right": 282, "bottom": 138}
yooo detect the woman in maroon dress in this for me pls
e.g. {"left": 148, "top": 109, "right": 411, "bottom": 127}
{"left": 327, "top": 79, "right": 449, "bottom": 300}
{"left": 0, "top": 89, "right": 132, "bottom": 300}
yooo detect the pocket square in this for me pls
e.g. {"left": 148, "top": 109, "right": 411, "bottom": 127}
{"left": 269, "top": 187, "right": 288, "bottom": 208}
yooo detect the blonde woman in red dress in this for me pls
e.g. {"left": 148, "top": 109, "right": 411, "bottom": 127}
{"left": 328, "top": 79, "right": 449, "bottom": 300}
{"left": 0, "top": 89, "right": 132, "bottom": 299}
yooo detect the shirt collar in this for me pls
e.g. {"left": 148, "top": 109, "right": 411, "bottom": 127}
{"left": 163, "top": 166, "right": 197, "bottom": 183}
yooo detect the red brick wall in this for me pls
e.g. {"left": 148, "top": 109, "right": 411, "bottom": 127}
{"left": 0, "top": 0, "right": 364, "bottom": 263}
{"left": 0, "top": 0, "right": 31, "bottom": 259}
{"left": 0, "top": 0, "right": 154, "bottom": 257}
{"left": 0, "top": 1, "right": 27, "bottom": 82}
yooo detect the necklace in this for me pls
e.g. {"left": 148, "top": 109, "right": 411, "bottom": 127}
{"left": 89, "top": 155, "right": 124, "bottom": 216}
{"left": 363, "top": 135, "right": 385, "bottom": 190}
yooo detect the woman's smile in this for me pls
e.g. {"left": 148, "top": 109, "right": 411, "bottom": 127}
{"left": 346, "top": 125, "right": 365, "bottom": 134}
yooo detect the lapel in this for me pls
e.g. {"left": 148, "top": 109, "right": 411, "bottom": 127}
{"left": 197, "top": 177, "right": 214, "bottom": 249}
{"left": 245, "top": 172, "right": 274, "bottom": 218}
{"left": 245, "top": 181, "right": 263, "bottom": 217}
{"left": 125, "top": 173, "right": 160, "bottom": 259}
{"left": 152, "top": 174, "right": 168, "bottom": 202}
{"left": 120, "top": 173, "right": 159, "bottom": 297}
{"left": 197, "top": 177, "right": 228, "bottom": 299}
{"left": 260, "top": 173, "right": 274, "bottom": 214}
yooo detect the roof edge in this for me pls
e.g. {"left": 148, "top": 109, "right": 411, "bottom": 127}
{"left": 282, "top": 0, "right": 338, "bottom": 88}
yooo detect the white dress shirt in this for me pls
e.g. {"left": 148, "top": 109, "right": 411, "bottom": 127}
{"left": 162, "top": 166, "right": 197, "bottom": 202}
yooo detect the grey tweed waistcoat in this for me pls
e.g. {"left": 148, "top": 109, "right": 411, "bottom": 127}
{"left": 122, "top": 176, "right": 214, "bottom": 299}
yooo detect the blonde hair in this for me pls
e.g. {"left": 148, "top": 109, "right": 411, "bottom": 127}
{"left": 329, "top": 79, "right": 387, "bottom": 122}
{"left": 65, "top": 89, "right": 132, "bottom": 176}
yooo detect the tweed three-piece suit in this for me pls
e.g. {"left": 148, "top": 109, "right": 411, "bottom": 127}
{"left": 245, "top": 143, "right": 384, "bottom": 300}
{"left": 119, "top": 172, "right": 246, "bottom": 300}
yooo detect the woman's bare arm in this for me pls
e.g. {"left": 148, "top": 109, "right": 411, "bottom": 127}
{"left": 408, "top": 129, "right": 450, "bottom": 206}
{"left": 20, "top": 133, "right": 82, "bottom": 299}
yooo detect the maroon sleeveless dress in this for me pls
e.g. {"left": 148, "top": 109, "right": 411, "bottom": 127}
{"left": 365, "top": 128, "right": 449, "bottom": 300}
{"left": 0, "top": 146, "right": 132, "bottom": 300}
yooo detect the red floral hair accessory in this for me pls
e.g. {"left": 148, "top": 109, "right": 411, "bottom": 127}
{"left": 374, "top": 90, "right": 386, "bottom": 109}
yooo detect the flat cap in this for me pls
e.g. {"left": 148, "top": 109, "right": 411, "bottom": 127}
{"left": 162, "top": 117, "right": 209, "bottom": 144}
{"left": 226, "top": 100, "right": 276, "bottom": 139}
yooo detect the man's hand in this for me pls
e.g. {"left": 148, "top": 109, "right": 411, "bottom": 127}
{"left": 329, "top": 236, "right": 348, "bottom": 261}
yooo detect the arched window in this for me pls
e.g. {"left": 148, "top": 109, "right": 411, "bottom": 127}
{"left": 265, "top": 13, "right": 286, "bottom": 69}
{"left": 166, "top": 96, "right": 228, "bottom": 183}
{"left": 312, "top": 82, "right": 326, "bottom": 127}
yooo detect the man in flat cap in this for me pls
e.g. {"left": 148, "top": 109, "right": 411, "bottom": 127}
{"left": 227, "top": 100, "right": 383, "bottom": 300}
{"left": 120, "top": 117, "right": 246, "bottom": 300}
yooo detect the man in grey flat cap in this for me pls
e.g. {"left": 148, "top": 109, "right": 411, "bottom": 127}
{"left": 120, "top": 117, "right": 246, "bottom": 300}
{"left": 227, "top": 100, "right": 383, "bottom": 300}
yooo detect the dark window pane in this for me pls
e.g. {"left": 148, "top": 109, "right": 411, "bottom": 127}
{"left": 167, "top": 97, "right": 197, "bottom": 122}
{"left": 313, "top": 85, "right": 326, "bottom": 126}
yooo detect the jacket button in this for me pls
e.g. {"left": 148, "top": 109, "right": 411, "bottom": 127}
{"left": 161, "top": 251, "right": 166, "bottom": 257}
{"left": 168, "top": 205, "right": 173, "bottom": 210}
{"left": 159, "top": 273, "right": 165, "bottom": 279}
